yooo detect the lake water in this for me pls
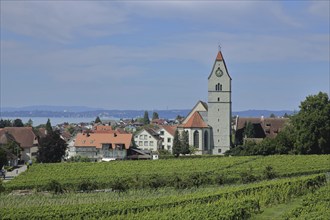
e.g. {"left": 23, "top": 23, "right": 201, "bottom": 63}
{"left": 1, "top": 117, "right": 119, "bottom": 126}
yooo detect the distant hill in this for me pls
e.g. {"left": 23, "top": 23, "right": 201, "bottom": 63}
{"left": 1, "top": 105, "right": 294, "bottom": 119}
{"left": 1, "top": 105, "right": 104, "bottom": 112}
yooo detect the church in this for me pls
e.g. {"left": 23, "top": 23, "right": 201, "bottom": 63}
{"left": 178, "top": 50, "right": 232, "bottom": 155}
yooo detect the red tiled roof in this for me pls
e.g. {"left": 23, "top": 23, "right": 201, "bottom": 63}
{"left": 75, "top": 132, "right": 132, "bottom": 149}
{"left": 216, "top": 51, "right": 223, "bottom": 61}
{"left": 183, "top": 112, "right": 208, "bottom": 128}
{"left": 236, "top": 117, "right": 289, "bottom": 138}
{"left": 161, "top": 125, "right": 177, "bottom": 136}
{"left": 0, "top": 127, "right": 37, "bottom": 148}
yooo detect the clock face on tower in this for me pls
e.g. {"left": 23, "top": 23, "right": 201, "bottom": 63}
{"left": 215, "top": 68, "right": 223, "bottom": 77}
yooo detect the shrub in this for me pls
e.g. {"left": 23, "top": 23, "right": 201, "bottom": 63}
{"left": 77, "top": 179, "right": 98, "bottom": 192}
{"left": 240, "top": 166, "right": 257, "bottom": 184}
{"left": 0, "top": 179, "right": 5, "bottom": 193}
{"left": 45, "top": 180, "right": 64, "bottom": 194}
{"left": 263, "top": 165, "right": 277, "bottom": 180}
{"left": 148, "top": 174, "right": 166, "bottom": 189}
{"left": 189, "top": 173, "right": 211, "bottom": 188}
{"left": 111, "top": 178, "right": 129, "bottom": 192}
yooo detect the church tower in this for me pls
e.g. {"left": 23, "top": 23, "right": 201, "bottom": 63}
{"left": 208, "top": 50, "right": 232, "bottom": 154}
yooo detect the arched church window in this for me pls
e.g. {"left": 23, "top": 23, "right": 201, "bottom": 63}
{"left": 220, "top": 84, "right": 222, "bottom": 91}
{"left": 215, "top": 84, "right": 218, "bottom": 91}
{"left": 193, "top": 130, "right": 199, "bottom": 148}
{"left": 204, "top": 131, "right": 208, "bottom": 151}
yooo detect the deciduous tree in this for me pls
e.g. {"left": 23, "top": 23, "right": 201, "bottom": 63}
{"left": 37, "top": 130, "right": 67, "bottom": 163}
{"left": 291, "top": 92, "right": 330, "bottom": 154}
{"left": 152, "top": 112, "right": 159, "bottom": 120}
{"left": 243, "top": 122, "right": 255, "bottom": 138}
{"left": 13, "top": 119, "right": 24, "bottom": 127}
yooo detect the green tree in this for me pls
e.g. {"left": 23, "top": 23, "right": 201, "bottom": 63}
{"left": 291, "top": 92, "right": 330, "bottom": 154}
{"left": 0, "top": 119, "right": 12, "bottom": 128}
{"left": 243, "top": 122, "right": 255, "bottom": 138}
{"left": 181, "top": 130, "right": 190, "bottom": 155}
{"left": 143, "top": 111, "right": 150, "bottom": 125}
{"left": 13, "top": 119, "right": 24, "bottom": 127}
{"left": 95, "top": 116, "right": 102, "bottom": 124}
{"left": 0, "top": 148, "right": 8, "bottom": 169}
{"left": 172, "top": 130, "right": 181, "bottom": 157}
{"left": 283, "top": 113, "right": 290, "bottom": 118}
{"left": 45, "top": 119, "right": 53, "bottom": 134}
{"left": 25, "top": 118, "right": 33, "bottom": 127}
{"left": 37, "top": 130, "right": 67, "bottom": 163}
{"left": 270, "top": 113, "right": 276, "bottom": 118}
{"left": 152, "top": 112, "right": 159, "bottom": 120}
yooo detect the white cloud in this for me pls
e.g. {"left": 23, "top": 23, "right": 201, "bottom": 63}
{"left": 308, "top": 1, "right": 330, "bottom": 19}
{"left": 1, "top": 1, "right": 128, "bottom": 43}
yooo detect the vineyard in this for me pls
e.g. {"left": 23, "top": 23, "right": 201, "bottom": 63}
{"left": 1, "top": 155, "right": 330, "bottom": 219}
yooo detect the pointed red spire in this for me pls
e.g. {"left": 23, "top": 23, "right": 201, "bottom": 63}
{"left": 216, "top": 51, "right": 223, "bottom": 61}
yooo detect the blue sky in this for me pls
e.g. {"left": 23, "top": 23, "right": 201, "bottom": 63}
{"left": 1, "top": 1, "right": 329, "bottom": 111}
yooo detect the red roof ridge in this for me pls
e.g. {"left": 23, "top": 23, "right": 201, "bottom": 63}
{"left": 183, "top": 111, "right": 208, "bottom": 128}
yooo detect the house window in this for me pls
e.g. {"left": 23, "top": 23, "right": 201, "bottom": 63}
{"left": 139, "top": 135, "right": 143, "bottom": 140}
{"left": 150, "top": 141, "right": 154, "bottom": 146}
{"left": 135, "top": 136, "right": 138, "bottom": 138}
{"left": 144, "top": 141, "right": 148, "bottom": 146}
{"left": 160, "top": 131, "right": 164, "bottom": 135}
{"left": 167, "top": 138, "right": 171, "bottom": 142}
{"left": 218, "top": 149, "right": 222, "bottom": 153}
{"left": 144, "top": 135, "right": 147, "bottom": 140}
{"left": 139, "top": 141, "right": 143, "bottom": 146}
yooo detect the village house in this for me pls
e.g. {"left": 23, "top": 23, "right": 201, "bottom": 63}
{"left": 0, "top": 127, "right": 38, "bottom": 162}
{"left": 158, "top": 125, "right": 177, "bottom": 153}
{"left": 73, "top": 132, "right": 132, "bottom": 161}
{"left": 234, "top": 116, "right": 289, "bottom": 145}
{"left": 134, "top": 128, "right": 162, "bottom": 152}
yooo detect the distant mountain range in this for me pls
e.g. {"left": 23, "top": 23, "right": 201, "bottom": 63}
{"left": 0, "top": 105, "right": 294, "bottom": 119}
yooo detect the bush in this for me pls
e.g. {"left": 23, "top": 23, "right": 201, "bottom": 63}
{"left": 148, "top": 174, "right": 166, "bottom": 189}
{"left": 45, "top": 180, "right": 64, "bottom": 194}
{"left": 77, "top": 179, "right": 98, "bottom": 192}
{"left": 68, "top": 155, "right": 91, "bottom": 162}
{"left": 240, "top": 166, "right": 257, "bottom": 184}
{"left": 0, "top": 179, "right": 5, "bottom": 193}
{"left": 189, "top": 173, "right": 211, "bottom": 188}
{"left": 263, "top": 165, "right": 277, "bottom": 180}
{"left": 111, "top": 178, "right": 129, "bottom": 192}
{"left": 172, "top": 175, "right": 189, "bottom": 189}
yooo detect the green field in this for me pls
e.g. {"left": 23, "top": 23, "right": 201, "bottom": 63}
{"left": 1, "top": 155, "right": 329, "bottom": 219}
